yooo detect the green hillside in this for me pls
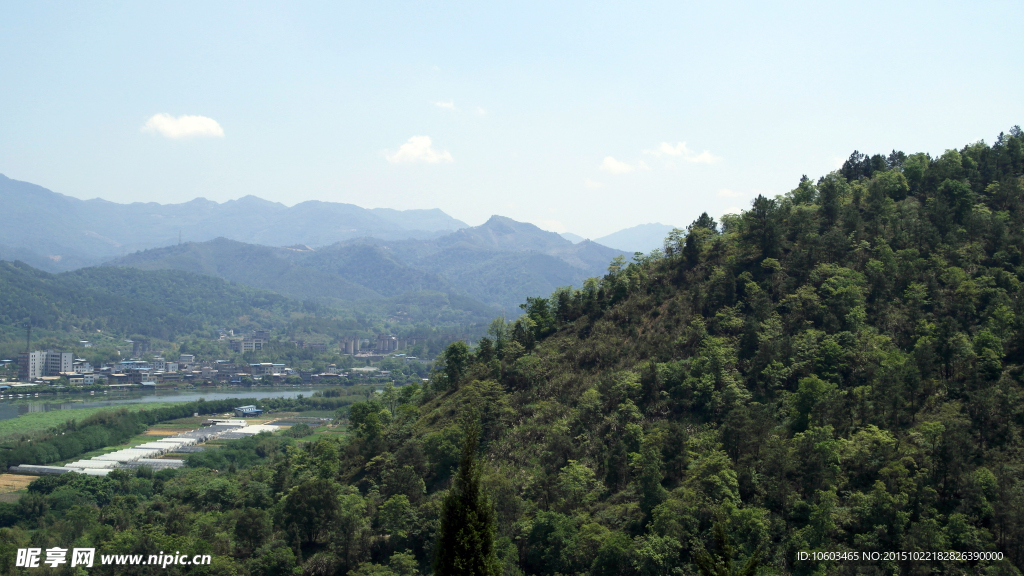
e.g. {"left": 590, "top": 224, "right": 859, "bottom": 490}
{"left": 103, "top": 238, "right": 384, "bottom": 303}
{"left": 0, "top": 261, "right": 298, "bottom": 342}
{"left": 2, "top": 128, "right": 1023, "bottom": 575}
{"left": 101, "top": 238, "right": 502, "bottom": 323}
{"left": 431, "top": 128, "right": 1023, "bottom": 574}
{"left": 0, "top": 262, "right": 495, "bottom": 363}
{"left": 104, "top": 216, "right": 625, "bottom": 313}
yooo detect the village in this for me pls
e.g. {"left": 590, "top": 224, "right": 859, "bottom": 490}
{"left": 0, "top": 329, "right": 435, "bottom": 394}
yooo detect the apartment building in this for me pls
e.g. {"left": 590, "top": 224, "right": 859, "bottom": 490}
{"left": 17, "top": 350, "right": 72, "bottom": 381}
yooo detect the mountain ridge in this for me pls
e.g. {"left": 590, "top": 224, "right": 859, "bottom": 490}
{"left": 0, "top": 173, "right": 470, "bottom": 271}
{"left": 104, "top": 215, "right": 629, "bottom": 312}
{"left": 594, "top": 222, "right": 679, "bottom": 254}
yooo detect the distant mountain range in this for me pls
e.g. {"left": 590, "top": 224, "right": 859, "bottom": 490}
{"left": 594, "top": 223, "right": 678, "bottom": 254}
{"left": 0, "top": 174, "right": 649, "bottom": 312}
{"left": 105, "top": 216, "right": 626, "bottom": 312}
{"left": 561, "top": 223, "right": 680, "bottom": 254}
{"left": 0, "top": 173, "right": 467, "bottom": 272}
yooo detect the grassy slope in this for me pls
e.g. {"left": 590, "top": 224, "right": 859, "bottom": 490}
{"left": 0, "top": 402, "right": 179, "bottom": 440}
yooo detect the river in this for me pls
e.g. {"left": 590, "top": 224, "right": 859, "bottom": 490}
{"left": 0, "top": 385, "right": 360, "bottom": 422}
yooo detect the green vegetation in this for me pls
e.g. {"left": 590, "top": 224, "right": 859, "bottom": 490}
{"left": 0, "top": 402, "right": 179, "bottom": 440}
{"left": 434, "top": 419, "right": 501, "bottom": 576}
{"left": 106, "top": 217, "right": 622, "bottom": 314}
{"left": 186, "top": 434, "right": 295, "bottom": 470}
{"left": 0, "top": 263, "right": 303, "bottom": 342}
{"left": 0, "top": 403, "right": 233, "bottom": 471}
{"left": 1, "top": 128, "right": 1023, "bottom": 574}
{"left": 0, "top": 394, "right": 359, "bottom": 471}
{"left": 0, "top": 261, "right": 484, "bottom": 364}
{"left": 281, "top": 423, "right": 322, "bottom": 439}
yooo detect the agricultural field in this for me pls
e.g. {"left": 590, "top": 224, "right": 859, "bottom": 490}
{"left": 289, "top": 409, "right": 337, "bottom": 418}
{"left": 0, "top": 474, "right": 36, "bottom": 503}
{"left": 0, "top": 474, "right": 34, "bottom": 494}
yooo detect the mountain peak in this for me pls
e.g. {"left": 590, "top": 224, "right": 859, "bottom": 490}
{"left": 226, "top": 195, "right": 285, "bottom": 207}
{"left": 595, "top": 222, "right": 678, "bottom": 254}
{"left": 0, "top": 175, "right": 480, "bottom": 270}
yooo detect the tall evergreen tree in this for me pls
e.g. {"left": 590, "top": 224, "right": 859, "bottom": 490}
{"left": 433, "top": 418, "right": 501, "bottom": 576}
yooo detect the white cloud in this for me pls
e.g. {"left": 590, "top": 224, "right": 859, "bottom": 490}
{"left": 600, "top": 156, "right": 637, "bottom": 174}
{"left": 600, "top": 157, "right": 650, "bottom": 174}
{"left": 538, "top": 220, "right": 567, "bottom": 233}
{"left": 717, "top": 188, "right": 742, "bottom": 198}
{"left": 434, "top": 101, "right": 487, "bottom": 115}
{"left": 386, "top": 136, "right": 453, "bottom": 164}
{"left": 142, "top": 113, "right": 224, "bottom": 139}
{"left": 643, "top": 141, "right": 721, "bottom": 163}
{"left": 584, "top": 178, "right": 605, "bottom": 189}
{"left": 688, "top": 150, "right": 720, "bottom": 163}
{"left": 722, "top": 206, "right": 742, "bottom": 215}
{"left": 650, "top": 142, "right": 688, "bottom": 156}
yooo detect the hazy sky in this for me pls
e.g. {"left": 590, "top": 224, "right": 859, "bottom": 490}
{"left": 2, "top": 1, "right": 1021, "bottom": 238}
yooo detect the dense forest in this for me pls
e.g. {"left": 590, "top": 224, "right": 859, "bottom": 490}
{"left": 0, "top": 263, "right": 314, "bottom": 342}
{"left": 2, "top": 128, "right": 1023, "bottom": 575}
{"left": 0, "top": 263, "right": 486, "bottom": 362}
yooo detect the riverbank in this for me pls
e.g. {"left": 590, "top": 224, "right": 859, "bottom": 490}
{"left": 0, "top": 384, "right": 377, "bottom": 428}
{"left": 0, "top": 402, "right": 182, "bottom": 439}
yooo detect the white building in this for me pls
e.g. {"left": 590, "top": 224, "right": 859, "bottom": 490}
{"left": 150, "top": 358, "right": 178, "bottom": 373}
{"left": 73, "top": 360, "right": 93, "bottom": 374}
{"left": 69, "top": 374, "right": 97, "bottom": 385}
{"left": 242, "top": 339, "right": 265, "bottom": 353}
{"left": 18, "top": 350, "right": 72, "bottom": 381}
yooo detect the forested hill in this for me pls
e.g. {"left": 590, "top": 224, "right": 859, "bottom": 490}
{"left": 333, "top": 128, "right": 1024, "bottom": 573}
{"left": 104, "top": 216, "right": 625, "bottom": 313}
{"left": 0, "top": 259, "right": 502, "bottom": 352}
{"left": 461, "top": 129, "right": 1024, "bottom": 572}
{"left": 3, "top": 130, "right": 1023, "bottom": 576}
{"left": 0, "top": 262, "right": 308, "bottom": 341}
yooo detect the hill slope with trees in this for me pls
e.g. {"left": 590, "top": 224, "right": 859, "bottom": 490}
{"left": 105, "top": 216, "right": 626, "bottom": 313}
{"left": 0, "top": 261, "right": 308, "bottom": 343}
{"left": 2, "top": 128, "right": 1023, "bottom": 575}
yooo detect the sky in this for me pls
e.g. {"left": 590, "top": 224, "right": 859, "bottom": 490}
{"left": 1, "top": 1, "right": 1022, "bottom": 239}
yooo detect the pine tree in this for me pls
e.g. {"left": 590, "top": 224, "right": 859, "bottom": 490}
{"left": 433, "top": 419, "right": 501, "bottom": 576}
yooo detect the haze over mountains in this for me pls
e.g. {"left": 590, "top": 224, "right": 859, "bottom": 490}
{"left": 0, "top": 173, "right": 468, "bottom": 272}
{"left": 561, "top": 223, "right": 681, "bottom": 254}
{"left": 105, "top": 216, "right": 625, "bottom": 312}
{"left": 594, "top": 222, "right": 678, "bottom": 254}
{"left": 1, "top": 174, "right": 634, "bottom": 313}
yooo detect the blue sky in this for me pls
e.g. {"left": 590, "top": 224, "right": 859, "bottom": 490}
{"left": 1, "top": 1, "right": 1021, "bottom": 238}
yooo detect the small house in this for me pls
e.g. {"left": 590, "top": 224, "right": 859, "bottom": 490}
{"left": 234, "top": 405, "right": 263, "bottom": 417}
